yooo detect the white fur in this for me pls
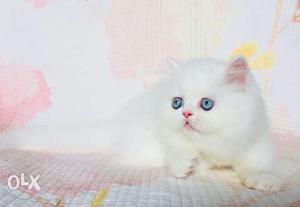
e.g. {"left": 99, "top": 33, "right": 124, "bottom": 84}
{"left": 0, "top": 57, "right": 281, "bottom": 191}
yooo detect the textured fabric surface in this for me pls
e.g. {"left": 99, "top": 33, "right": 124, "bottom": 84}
{"left": 0, "top": 130, "right": 299, "bottom": 207}
{"left": 0, "top": 1, "right": 300, "bottom": 206}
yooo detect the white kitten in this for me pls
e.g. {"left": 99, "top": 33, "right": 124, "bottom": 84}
{"left": 1, "top": 56, "right": 281, "bottom": 192}
{"left": 113, "top": 56, "right": 281, "bottom": 192}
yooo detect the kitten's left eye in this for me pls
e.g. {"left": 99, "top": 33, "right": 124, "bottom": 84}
{"left": 200, "top": 98, "right": 214, "bottom": 111}
{"left": 172, "top": 97, "right": 183, "bottom": 109}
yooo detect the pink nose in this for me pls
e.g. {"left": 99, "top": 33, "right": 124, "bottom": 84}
{"left": 182, "top": 111, "right": 193, "bottom": 118}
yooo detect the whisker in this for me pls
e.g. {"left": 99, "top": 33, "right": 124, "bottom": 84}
{"left": 191, "top": 119, "right": 203, "bottom": 124}
{"left": 193, "top": 117, "right": 203, "bottom": 121}
{"left": 189, "top": 120, "right": 202, "bottom": 131}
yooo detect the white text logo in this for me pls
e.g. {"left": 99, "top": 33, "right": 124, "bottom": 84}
{"left": 7, "top": 173, "right": 41, "bottom": 191}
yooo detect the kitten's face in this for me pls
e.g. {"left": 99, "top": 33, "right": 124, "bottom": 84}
{"left": 158, "top": 57, "right": 253, "bottom": 136}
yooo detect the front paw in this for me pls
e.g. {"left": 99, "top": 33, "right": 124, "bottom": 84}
{"left": 241, "top": 173, "right": 282, "bottom": 192}
{"left": 168, "top": 154, "right": 197, "bottom": 178}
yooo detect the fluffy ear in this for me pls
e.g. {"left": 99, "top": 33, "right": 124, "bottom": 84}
{"left": 226, "top": 56, "right": 249, "bottom": 84}
{"left": 166, "top": 58, "right": 180, "bottom": 70}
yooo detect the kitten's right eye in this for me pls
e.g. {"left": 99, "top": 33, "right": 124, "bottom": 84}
{"left": 172, "top": 97, "right": 183, "bottom": 109}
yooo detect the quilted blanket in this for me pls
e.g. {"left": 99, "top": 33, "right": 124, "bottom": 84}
{"left": 0, "top": 129, "right": 300, "bottom": 207}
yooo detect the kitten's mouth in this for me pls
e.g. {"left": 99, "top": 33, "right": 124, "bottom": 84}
{"left": 184, "top": 121, "right": 191, "bottom": 128}
{"left": 184, "top": 121, "right": 194, "bottom": 130}
{"left": 184, "top": 120, "right": 200, "bottom": 133}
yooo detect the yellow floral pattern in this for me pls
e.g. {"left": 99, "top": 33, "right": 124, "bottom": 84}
{"left": 90, "top": 189, "right": 109, "bottom": 207}
{"left": 229, "top": 41, "right": 277, "bottom": 94}
{"left": 230, "top": 42, "right": 275, "bottom": 71}
{"left": 230, "top": 42, "right": 257, "bottom": 59}
{"left": 250, "top": 51, "right": 276, "bottom": 71}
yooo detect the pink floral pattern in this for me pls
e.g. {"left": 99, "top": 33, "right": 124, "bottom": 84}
{"left": 0, "top": 61, "right": 51, "bottom": 130}
{"left": 26, "top": 0, "right": 52, "bottom": 9}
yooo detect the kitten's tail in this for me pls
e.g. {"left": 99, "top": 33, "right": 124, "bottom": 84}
{"left": 0, "top": 122, "right": 116, "bottom": 153}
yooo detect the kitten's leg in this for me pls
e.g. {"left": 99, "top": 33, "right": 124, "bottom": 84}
{"left": 194, "top": 161, "right": 212, "bottom": 176}
{"left": 162, "top": 133, "right": 198, "bottom": 178}
{"left": 194, "top": 154, "right": 215, "bottom": 176}
{"left": 235, "top": 139, "right": 282, "bottom": 192}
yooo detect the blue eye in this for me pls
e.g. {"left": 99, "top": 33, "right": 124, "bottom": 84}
{"left": 172, "top": 97, "right": 183, "bottom": 109}
{"left": 200, "top": 98, "right": 214, "bottom": 111}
